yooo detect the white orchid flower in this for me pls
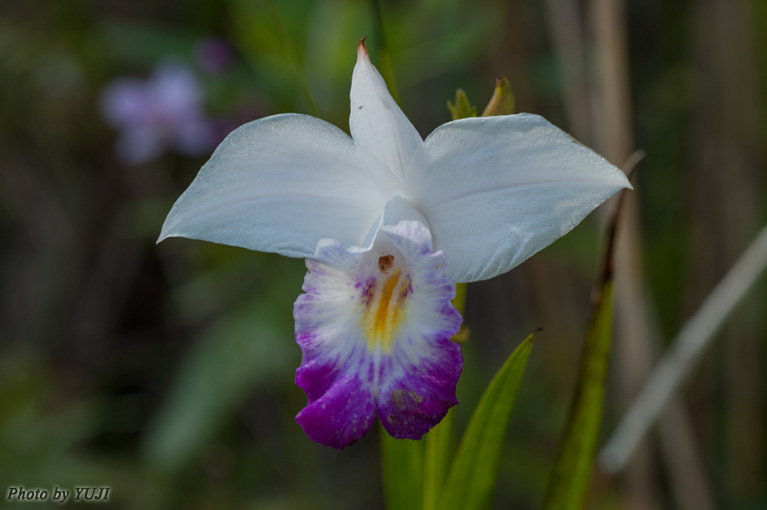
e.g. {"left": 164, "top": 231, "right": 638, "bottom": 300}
{"left": 158, "top": 39, "right": 630, "bottom": 449}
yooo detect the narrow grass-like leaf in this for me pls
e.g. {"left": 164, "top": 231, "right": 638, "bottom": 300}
{"left": 541, "top": 281, "right": 614, "bottom": 510}
{"left": 423, "top": 411, "right": 454, "bottom": 510}
{"left": 381, "top": 431, "right": 424, "bottom": 510}
{"left": 439, "top": 331, "right": 537, "bottom": 510}
{"left": 541, "top": 195, "right": 625, "bottom": 510}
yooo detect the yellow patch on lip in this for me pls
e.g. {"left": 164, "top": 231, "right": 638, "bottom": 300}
{"left": 362, "top": 266, "right": 410, "bottom": 353}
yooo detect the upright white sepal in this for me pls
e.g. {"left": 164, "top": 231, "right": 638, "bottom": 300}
{"left": 349, "top": 38, "right": 424, "bottom": 181}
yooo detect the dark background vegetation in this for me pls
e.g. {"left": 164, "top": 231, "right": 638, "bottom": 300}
{"left": 1, "top": 0, "right": 765, "bottom": 508}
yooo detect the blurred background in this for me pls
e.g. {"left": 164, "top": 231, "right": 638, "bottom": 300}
{"left": 0, "top": 0, "right": 765, "bottom": 508}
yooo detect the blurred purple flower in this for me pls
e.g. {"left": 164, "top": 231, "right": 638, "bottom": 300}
{"left": 195, "top": 38, "right": 234, "bottom": 75}
{"left": 100, "top": 62, "right": 216, "bottom": 165}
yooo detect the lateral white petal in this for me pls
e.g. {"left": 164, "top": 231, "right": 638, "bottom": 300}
{"left": 414, "top": 114, "right": 631, "bottom": 283}
{"left": 349, "top": 41, "right": 423, "bottom": 181}
{"left": 159, "top": 113, "right": 398, "bottom": 257}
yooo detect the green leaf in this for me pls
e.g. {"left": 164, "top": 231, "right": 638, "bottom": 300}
{"left": 481, "top": 76, "right": 515, "bottom": 117}
{"left": 447, "top": 89, "right": 477, "bottom": 120}
{"left": 439, "top": 331, "right": 537, "bottom": 510}
{"left": 423, "top": 410, "right": 454, "bottom": 510}
{"left": 541, "top": 281, "right": 614, "bottom": 510}
{"left": 541, "top": 196, "right": 623, "bottom": 510}
{"left": 143, "top": 261, "right": 301, "bottom": 474}
{"left": 381, "top": 430, "right": 424, "bottom": 510}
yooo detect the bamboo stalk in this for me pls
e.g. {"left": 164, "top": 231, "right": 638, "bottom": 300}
{"left": 599, "top": 225, "right": 767, "bottom": 473}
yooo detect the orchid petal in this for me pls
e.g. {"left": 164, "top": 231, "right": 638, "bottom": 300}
{"left": 373, "top": 223, "right": 463, "bottom": 438}
{"left": 159, "top": 113, "right": 399, "bottom": 257}
{"left": 349, "top": 40, "right": 423, "bottom": 181}
{"left": 294, "top": 221, "right": 462, "bottom": 448}
{"left": 413, "top": 114, "right": 632, "bottom": 283}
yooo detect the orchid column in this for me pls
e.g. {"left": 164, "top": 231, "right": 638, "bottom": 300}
{"left": 159, "top": 39, "right": 630, "bottom": 448}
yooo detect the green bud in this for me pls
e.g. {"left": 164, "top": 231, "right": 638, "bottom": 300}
{"left": 447, "top": 89, "right": 477, "bottom": 120}
{"left": 481, "top": 76, "right": 515, "bottom": 117}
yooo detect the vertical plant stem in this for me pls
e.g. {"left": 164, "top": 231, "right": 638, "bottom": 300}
{"left": 587, "top": 0, "right": 722, "bottom": 503}
{"left": 588, "top": 0, "right": 686, "bottom": 507}
{"left": 381, "top": 431, "right": 424, "bottom": 510}
{"left": 543, "top": 0, "right": 590, "bottom": 140}
{"left": 423, "top": 411, "right": 453, "bottom": 510}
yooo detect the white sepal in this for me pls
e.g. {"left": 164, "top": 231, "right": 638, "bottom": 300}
{"left": 412, "top": 113, "right": 631, "bottom": 282}
{"left": 349, "top": 40, "right": 423, "bottom": 181}
{"left": 159, "top": 113, "right": 399, "bottom": 257}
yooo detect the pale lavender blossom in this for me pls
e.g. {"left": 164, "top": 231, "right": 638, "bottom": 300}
{"left": 100, "top": 62, "right": 216, "bottom": 165}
